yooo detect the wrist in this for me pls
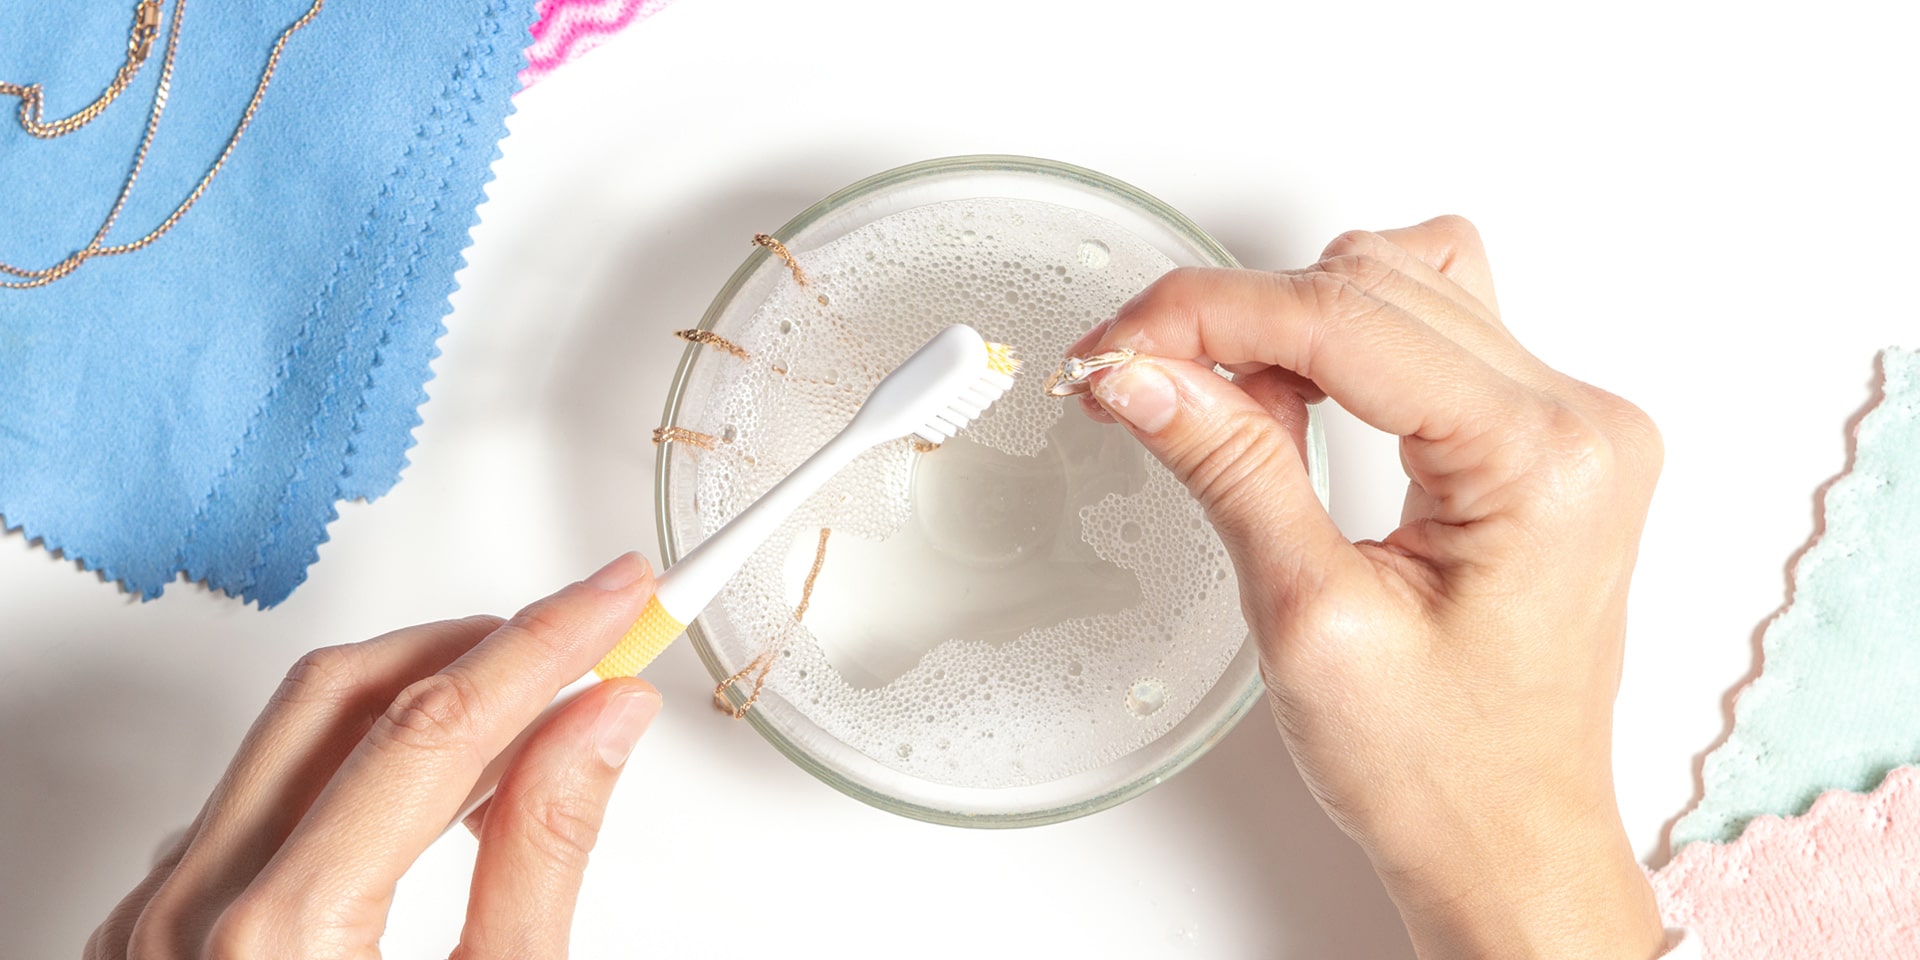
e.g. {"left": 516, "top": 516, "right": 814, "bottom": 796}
{"left": 1368, "top": 799, "right": 1667, "bottom": 960}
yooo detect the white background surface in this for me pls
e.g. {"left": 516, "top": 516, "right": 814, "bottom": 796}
{"left": 4, "top": 1, "right": 1917, "bottom": 957}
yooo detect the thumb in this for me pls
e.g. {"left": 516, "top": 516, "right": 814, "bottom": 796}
{"left": 1089, "top": 356, "right": 1351, "bottom": 600}
{"left": 458, "top": 677, "right": 661, "bottom": 958}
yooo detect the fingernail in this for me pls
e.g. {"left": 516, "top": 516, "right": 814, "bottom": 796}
{"left": 1094, "top": 361, "right": 1178, "bottom": 434}
{"left": 585, "top": 552, "right": 650, "bottom": 592}
{"left": 594, "top": 689, "right": 662, "bottom": 767}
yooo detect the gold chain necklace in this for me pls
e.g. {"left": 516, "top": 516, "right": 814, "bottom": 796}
{"left": 0, "top": 0, "right": 325, "bottom": 290}
{"left": 0, "top": 1, "right": 163, "bottom": 139}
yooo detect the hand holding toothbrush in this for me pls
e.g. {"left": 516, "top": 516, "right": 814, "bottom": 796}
{"left": 84, "top": 554, "right": 662, "bottom": 960}
{"left": 85, "top": 324, "right": 1018, "bottom": 960}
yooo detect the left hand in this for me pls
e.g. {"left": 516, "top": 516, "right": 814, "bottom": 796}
{"left": 85, "top": 552, "right": 662, "bottom": 960}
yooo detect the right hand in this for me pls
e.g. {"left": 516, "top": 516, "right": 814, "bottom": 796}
{"left": 1068, "top": 217, "right": 1668, "bottom": 959}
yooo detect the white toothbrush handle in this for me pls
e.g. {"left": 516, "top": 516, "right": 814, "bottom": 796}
{"left": 651, "top": 423, "right": 873, "bottom": 623}
{"left": 448, "top": 424, "right": 875, "bottom": 835}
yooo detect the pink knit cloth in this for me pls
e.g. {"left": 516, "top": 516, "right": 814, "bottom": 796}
{"left": 1652, "top": 765, "right": 1920, "bottom": 957}
{"left": 522, "top": 0, "right": 675, "bottom": 87}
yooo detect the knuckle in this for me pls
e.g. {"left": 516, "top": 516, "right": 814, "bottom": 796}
{"left": 82, "top": 925, "right": 110, "bottom": 960}
{"left": 454, "top": 613, "right": 508, "bottom": 632}
{"left": 1295, "top": 266, "right": 1349, "bottom": 319}
{"left": 1426, "top": 215, "right": 1491, "bottom": 274}
{"left": 271, "top": 644, "right": 364, "bottom": 707}
{"left": 1174, "top": 409, "right": 1295, "bottom": 521}
{"left": 1597, "top": 392, "right": 1665, "bottom": 481}
{"left": 1313, "top": 252, "right": 1389, "bottom": 286}
{"left": 1289, "top": 270, "right": 1392, "bottom": 378}
{"left": 125, "top": 902, "right": 185, "bottom": 960}
{"left": 519, "top": 788, "right": 606, "bottom": 875}
{"left": 1153, "top": 264, "right": 1212, "bottom": 299}
{"left": 1561, "top": 382, "right": 1665, "bottom": 482}
{"left": 372, "top": 671, "right": 486, "bottom": 755}
{"left": 493, "top": 599, "right": 584, "bottom": 662}
{"left": 1319, "top": 228, "right": 1391, "bottom": 262}
{"left": 101, "top": 850, "right": 193, "bottom": 959}
{"left": 437, "top": 613, "right": 508, "bottom": 640}
{"left": 1633, "top": 410, "right": 1666, "bottom": 477}
{"left": 1348, "top": 254, "right": 1398, "bottom": 293}
{"left": 1273, "top": 593, "right": 1365, "bottom": 660}
{"left": 1427, "top": 213, "right": 1483, "bottom": 247}
{"left": 1291, "top": 591, "right": 1348, "bottom": 636}
{"left": 1302, "top": 258, "right": 1390, "bottom": 307}
{"left": 202, "top": 896, "right": 273, "bottom": 960}
{"left": 395, "top": 614, "right": 508, "bottom": 646}
{"left": 1534, "top": 402, "right": 1616, "bottom": 496}
{"left": 1123, "top": 266, "right": 1211, "bottom": 326}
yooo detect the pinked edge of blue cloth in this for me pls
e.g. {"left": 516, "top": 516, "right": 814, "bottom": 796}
{"left": 245, "top": 3, "right": 531, "bottom": 607}
{"left": 175, "top": 0, "right": 534, "bottom": 606}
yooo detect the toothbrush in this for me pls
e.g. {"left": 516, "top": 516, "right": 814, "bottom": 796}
{"left": 452, "top": 324, "right": 1019, "bottom": 827}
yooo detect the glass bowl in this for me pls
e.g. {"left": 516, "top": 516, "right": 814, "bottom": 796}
{"left": 655, "top": 155, "right": 1329, "bottom": 826}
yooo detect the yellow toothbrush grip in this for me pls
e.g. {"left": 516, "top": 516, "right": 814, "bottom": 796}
{"left": 593, "top": 595, "right": 685, "bottom": 679}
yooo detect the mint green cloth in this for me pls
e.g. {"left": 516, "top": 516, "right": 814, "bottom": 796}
{"left": 1671, "top": 348, "right": 1920, "bottom": 850}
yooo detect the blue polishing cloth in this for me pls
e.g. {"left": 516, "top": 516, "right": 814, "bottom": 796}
{"left": 0, "top": 0, "right": 535, "bottom": 605}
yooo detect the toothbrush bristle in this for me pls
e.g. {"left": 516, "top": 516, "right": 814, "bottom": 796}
{"left": 985, "top": 342, "right": 1021, "bottom": 377}
{"left": 913, "top": 342, "right": 1020, "bottom": 447}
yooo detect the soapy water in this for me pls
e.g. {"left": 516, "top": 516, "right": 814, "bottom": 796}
{"left": 682, "top": 198, "right": 1244, "bottom": 789}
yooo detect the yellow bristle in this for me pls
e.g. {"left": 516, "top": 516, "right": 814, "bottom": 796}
{"left": 985, "top": 341, "right": 1021, "bottom": 377}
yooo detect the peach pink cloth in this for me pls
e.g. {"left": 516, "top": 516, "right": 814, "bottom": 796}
{"left": 1653, "top": 766, "right": 1920, "bottom": 958}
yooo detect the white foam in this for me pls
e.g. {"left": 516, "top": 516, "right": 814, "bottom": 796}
{"left": 682, "top": 198, "right": 1243, "bottom": 788}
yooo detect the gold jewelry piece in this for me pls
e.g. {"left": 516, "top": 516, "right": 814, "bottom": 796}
{"left": 714, "top": 527, "right": 833, "bottom": 718}
{"left": 752, "top": 233, "right": 809, "bottom": 287}
{"left": 674, "top": 328, "right": 751, "bottom": 360}
{"left": 1, "top": 1, "right": 164, "bottom": 140}
{"left": 1042, "top": 348, "right": 1136, "bottom": 397}
{"left": 0, "top": 0, "right": 326, "bottom": 290}
{"left": 652, "top": 426, "right": 721, "bottom": 450}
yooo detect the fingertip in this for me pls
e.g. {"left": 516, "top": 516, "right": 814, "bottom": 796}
{"left": 1091, "top": 360, "right": 1179, "bottom": 435}
{"left": 1078, "top": 356, "right": 1352, "bottom": 598}
{"left": 551, "top": 677, "right": 661, "bottom": 730}
{"left": 584, "top": 551, "right": 653, "bottom": 592}
{"left": 596, "top": 676, "right": 662, "bottom": 707}
{"left": 462, "top": 802, "right": 489, "bottom": 838}
{"left": 592, "top": 680, "right": 662, "bottom": 768}
{"left": 1077, "top": 394, "right": 1118, "bottom": 423}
